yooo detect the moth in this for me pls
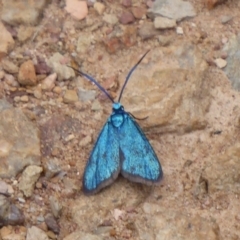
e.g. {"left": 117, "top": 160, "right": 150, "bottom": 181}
{"left": 70, "top": 51, "right": 163, "bottom": 194}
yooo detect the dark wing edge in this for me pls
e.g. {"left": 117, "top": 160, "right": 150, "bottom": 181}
{"left": 82, "top": 120, "right": 121, "bottom": 195}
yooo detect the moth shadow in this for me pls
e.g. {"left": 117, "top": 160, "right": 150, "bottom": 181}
{"left": 100, "top": 175, "right": 157, "bottom": 201}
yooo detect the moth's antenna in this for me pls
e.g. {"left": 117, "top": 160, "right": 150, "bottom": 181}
{"left": 128, "top": 112, "right": 148, "bottom": 121}
{"left": 68, "top": 67, "right": 114, "bottom": 103}
{"left": 118, "top": 50, "right": 150, "bottom": 102}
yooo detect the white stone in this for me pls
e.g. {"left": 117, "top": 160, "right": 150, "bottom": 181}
{"left": 214, "top": 58, "right": 227, "bottom": 69}
{"left": 176, "top": 26, "right": 184, "bottom": 34}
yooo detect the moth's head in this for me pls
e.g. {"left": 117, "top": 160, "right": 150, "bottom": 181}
{"left": 112, "top": 102, "right": 124, "bottom": 112}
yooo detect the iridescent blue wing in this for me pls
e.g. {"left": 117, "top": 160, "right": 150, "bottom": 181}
{"left": 82, "top": 119, "right": 120, "bottom": 194}
{"left": 119, "top": 114, "right": 163, "bottom": 184}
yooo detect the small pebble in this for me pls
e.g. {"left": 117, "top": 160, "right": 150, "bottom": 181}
{"left": 18, "top": 197, "right": 26, "bottom": 203}
{"left": 87, "top": 0, "right": 96, "bottom": 6}
{"left": 131, "top": 7, "right": 146, "bottom": 19}
{"left": 63, "top": 89, "right": 78, "bottom": 103}
{"left": 33, "top": 89, "right": 42, "bottom": 99}
{"left": 214, "top": 58, "right": 227, "bottom": 68}
{"left": 176, "top": 27, "right": 184, "bottom": 34}
{"left": 4, "top": 74, "right": 19, "bottom": 87}
{"left": 146, "top": 0, "right": 153, "bottom": 7}
{"left": 221, "top": 15, "right": 233, "bottom": 24}
{"left": 0, "top": 181, "right": 9, "bottom": 195}
{"left": 79, "top": 135, "right": 92, "bottom": 147}
{"left": 46, "top": 231, "right": 56, "bottom": 239}
{"left": 37, "top": 215, "right": 45, "bottom": 222}
{"left": 122, "top": 0, "right": 132, "bottom": 7}
{"left": 94, "top": 2, "right": 105, "bottom": 15}
{"left": 220, "top": 51, "right": 228, "bottom": 59}
{"left": 13, "top": 180, "right": 18, "bottom": 185}
{"left": 120, "top": 11, "right": 135, "bottom": 24}
{"left": 53, "top": 86, "right": 62, "bottom": 94}
{"left": 2, "top": 59, "right": 19, "bottom": 74}
{"left": 18, "top": 60, "right": 37, "bottom": 86}
{"left": 20, "top": 95, "right": 29, "bottom": 102}
{"left": 36, "top": 182, "right": 42, "bottom": 189}
{"left": 158, "top": 35, "right": 172, "bottom": 46}
{"left": 65, "top": 134, "right": 75, "bottom": 142}
{"left": 45, "top": 213, "right": 60, "bottom": 234}
{"left": 42, "top": 73, "right": 57, "bottom": 91}
{"left": 103, "top": 14, "right": 119, "bottom": 25}
{"left": 221, "top": 37, "right": 228, "bottom": 44}
{"left": 65, "top": 0, "right": 88, "bottom": 20}
{"left": 0, "top": 71, "right": 4, "bottom": 80}
{"left": 154, "top": 16, "right": 176, "bottom": 29}
{"left": 49, "top": 196, "right": 62, "bottom": 218}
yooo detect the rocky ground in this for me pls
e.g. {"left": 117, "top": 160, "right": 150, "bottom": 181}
{"left": 0, "top": 0, "right": 240, "bottom": 239}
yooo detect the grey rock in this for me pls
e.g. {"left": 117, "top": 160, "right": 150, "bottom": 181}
{"left": 47, "top": 53, "right": 75, "bottom": 81}
{"left": 26, "top": 226, "right": 49, "bottom": 240}
{"left": 0, "top": 195, "right": 10, "bottom": 226}
{"left": 0, "top": 181, "right": 9, "bottom": 195}
{"left": 147, "top": 0, "right": 196, "bottom": 22}
{"left": 2, "top": 59, "right": 19, "bottom": 74}
{"left": 45, "top": 213, "right": 60, "bottom": 234}
{"left": 221, "top": 15, "right": 233, "bottom": 24}
{"left": 78, "top": 88, "right": 96, "bottom": 102}
{"left": 0, "top": 181, "right": 13, "bottom": 195}
{"left": 1, "top": 0, "right": 47, "bottom": 26}
{"left": 43, "top": 158, "right": 62, "bottom": 179}
{"left": 49, "top": 196, "right": 62, "bottom": 218}
{"left": 158, "top": 35, "right": 173, "bottom": 46}
{"left": 18, "top": 165, "right": 43, "bottom": 197}
{"left": 0, "top": 22, "right": 15, "bottom": 60}
{"left": 0, "top": 195, "right": 24, "bottom": 227}
{"left": 154, "top": 16, "right": 176, "bottom": 29}
{"left": 4, "top": 74, "right": 19, "bottom": 87}
{"left": 138, "top": 22, "right": 159, "bottom": 40}
{"left": 17, "top": 26, "right": 34, "bottom": 42}
{"left": 0, "top": 99, "right": 41, "bottom": 178}
{"left": 103, "top": 14, "right": 118, "bottom": 25}
{"left": 76, "top": 33, "right": 93, "bottom": 54}
{"left": 0, "top": 99, "right": 12, "bottom": 110}
{"left": 223, "top": 34, "right": 240, "bottom": 90}
{"left": 7, "top": 204, "right": 25, "bottom": 226}
{"left": 91, "top": 100, "right": 102, "bottom": 111}
{"left": 37, "top": 215, "right": 45, "bottom": 222}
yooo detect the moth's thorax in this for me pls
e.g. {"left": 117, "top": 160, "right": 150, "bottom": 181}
{"left": 111, "top": 102, "right": 126, "bottom": 128}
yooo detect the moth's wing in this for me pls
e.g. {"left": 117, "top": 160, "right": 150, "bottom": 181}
{"left": 83, "top": 119, "right": 120, "bottom": 194}
{"left": 120, "top": 114, "right": 163, "bottom": 184}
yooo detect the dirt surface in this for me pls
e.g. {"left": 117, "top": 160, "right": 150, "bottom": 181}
{"left": 0, "top": 0, "right": 240, "bottom": 239}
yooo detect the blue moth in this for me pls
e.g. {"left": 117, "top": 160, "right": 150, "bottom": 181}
{"left": 72, "top": 51, "right": 163, "bottom": 195}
